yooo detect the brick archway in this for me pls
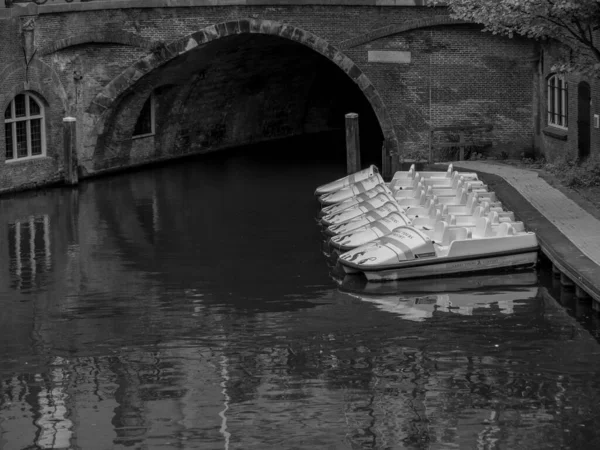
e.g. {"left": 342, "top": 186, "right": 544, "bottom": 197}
{"left": 86, "top": 18, "right": 399, "bottom": 158}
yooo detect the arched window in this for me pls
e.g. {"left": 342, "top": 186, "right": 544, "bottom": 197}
{"left": 132, "top": 95, "right": 155, "bottom": 137}
{"left": 547, "top": 75, "right": 568, "bottom": 129}
{"left": 4, "top": 92, "right": 46, "bottom": 161}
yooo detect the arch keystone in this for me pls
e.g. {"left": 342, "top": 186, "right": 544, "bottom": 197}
{"left": 238, "top": 19, "right": 251, "bottom": 34}
{"left": 184, "top": 37, "right": 199, "bottom": 52}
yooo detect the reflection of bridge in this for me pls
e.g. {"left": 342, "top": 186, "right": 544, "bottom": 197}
{"left": 1, "top": 1, "right": 534, "bottom": 192}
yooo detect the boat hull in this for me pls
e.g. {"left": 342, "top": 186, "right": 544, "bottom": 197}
{"left": 341, "top": 248, "right": 538, "bottom": 281}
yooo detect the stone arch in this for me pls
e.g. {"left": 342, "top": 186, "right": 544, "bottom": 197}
{"left": 340, "top": 16, "right": 472, "bottom": 49}
{"left": 38, "top": 31, "right": 154, "bottom": 56}
{"left": 86, "top": 18, "right": 399, "bottom": 161}
{"left": 0, "top": 58, "right": 68, "bottom": 113}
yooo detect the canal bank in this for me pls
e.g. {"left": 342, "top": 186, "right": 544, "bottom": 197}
{"left": 432, "top": 160, "right": 600, "bottom": 305}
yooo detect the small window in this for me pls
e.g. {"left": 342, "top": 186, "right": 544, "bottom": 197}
{"left": 4, "top": 93, "right": 46, "bottom": 162}
{"left": 133, "top": 96, "right": 154, "bottom": 137}
{"left": 547, "top": 75, "right": 568, "bottom": 129}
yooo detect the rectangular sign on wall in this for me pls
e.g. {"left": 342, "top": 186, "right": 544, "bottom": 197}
{"left": 367, "top": 51, "right": 411, "bottom": 64}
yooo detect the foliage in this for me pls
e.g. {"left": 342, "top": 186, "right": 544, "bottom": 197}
{"left": 428, "top": 0, "right": 600, "bottom": 77}
{"left": 541, "top": 154, "right": 600, "bottom": 188}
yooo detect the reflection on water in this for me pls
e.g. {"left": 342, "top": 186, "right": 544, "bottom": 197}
{"left": 7, "top": 215, "right": 51, "bottom": 291}
{"left": 2, "top": 138, "right": 600, "bottom": 449}
{"left": 338, "top": 272, "right": 540, "bottom": 321}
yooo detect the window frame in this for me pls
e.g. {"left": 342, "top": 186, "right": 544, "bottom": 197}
{"left": 132, "top": 95, "right": 155, "bottom": 139}
{"left": 4, "top": 92, "right": 47, "bottom": 163}
{"left": 547, "top": 74, "right": 568, "bottom": 130}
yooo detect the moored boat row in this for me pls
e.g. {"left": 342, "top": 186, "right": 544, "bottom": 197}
{"left": 314, "top": 164, "right": 539, "bottom": 281}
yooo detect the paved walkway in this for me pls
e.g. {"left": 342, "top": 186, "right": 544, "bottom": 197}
{"left": 439, "top": 160, "right": 600, "bottom": 302}
{"left": 452, "top": 161, "right": 600, "bottom": 266}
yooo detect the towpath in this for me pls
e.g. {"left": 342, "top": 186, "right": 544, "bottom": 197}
{"left": 437, "top": 160, "right": 600, "bottom": 304}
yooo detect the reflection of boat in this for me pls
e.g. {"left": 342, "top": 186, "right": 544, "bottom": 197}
{"left": 338, "top": 220, "right": 538, "bottom": 281}
{"left": 339, "top": 270, "right": 538, "bottom": 294}
{"left": 314, "top": 165, "right": 379, "bottom": 196}
{"left": 339, "top": 271, "right": 539, "bottom": 321}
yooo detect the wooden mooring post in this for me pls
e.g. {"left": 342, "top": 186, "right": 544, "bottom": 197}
{"left": 63, "top": 117, "right": 79, "bottom": 185}
{"left": 345, "top": 113, "right": 360, "bottom": 174}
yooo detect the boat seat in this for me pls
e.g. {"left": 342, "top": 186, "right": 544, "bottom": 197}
{"left": 495, "top": 222, "right": 515, "bottom": 237}
{"left": 389, "top": 174, "right": 422, "bottom": 192}
{"left": 441, "top": 226, "right": 470, "bottom": 246}
{"left": 411, "top": 207, "right": 442, "bottom": 227}
{"left": 391, "top": 164, "right": 417, "bottom": 180}
{"left": 394, "top": 181, "right": 423, "bottom": 198}
{"left": 435, "top": 187, "right": 469, "bottom": 205}
{"left": 487, "top": 211, "right": 500, "bottom": 224}
{"left": 398, "top": 190, "right": 428, "bottom": 207}
{"left": 432, "top": 220, "right": 449, "bottom": 244}
{"left": 511, "top": 222, "right": 525, "bottom": 233}
{"left": 473, "top": 217, "right": 494, "bottom": 238}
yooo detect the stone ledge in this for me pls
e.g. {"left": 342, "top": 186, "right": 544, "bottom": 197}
{"left": 1, "top": 0, "right": 430, "bottom": 18}
{"left": 542, "top": 126, "right": 568, "bottom": 141}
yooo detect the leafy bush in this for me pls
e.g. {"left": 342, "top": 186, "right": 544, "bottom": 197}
{"left": 542, "top": 154, "right": 600, "bottom": 188}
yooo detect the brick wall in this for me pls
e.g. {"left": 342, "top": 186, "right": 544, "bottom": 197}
{"left": 1, "top": 4, "right": 537, "bottom": 193}
{"left": 345, "top": 24, "right": 534, "bottom": 159}
{"left": 540, "top": 41, "right": 600, "bottom": 163}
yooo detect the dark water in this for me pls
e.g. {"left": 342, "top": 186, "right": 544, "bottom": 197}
{"left": 2, "top": 138, "right": 600, "bottom": 450}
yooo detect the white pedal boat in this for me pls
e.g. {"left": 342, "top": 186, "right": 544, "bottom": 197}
{"left": 431, "top": 187, "right": 499, "bottom": 207}
{"left": 315, "top": 165, "right": 379, "bottom": 196}
{"left": 330, "top": 207, "right": 523, "bottom": 252}
{"left": 330, "top": 212, "right": 413, "bottom": 250}
{"left": 338, "top": 218, "right": 539, "bottom": 281}
{"left": 397, "top": 190, "right": 430, "bottom": 208}
{"left": 390, "top": 163, "right": 478, "bottom": 184}
{"left": 319, "top": 173, "right": 385, "bottom": 205}
{"left": 440, "top": 192, "right": 503, "bottom": 217}
{"left": 448, "top": 207, "right": 516, "bottom": 226}
{"left": 325, "top": 202, "right": 405, "bottom": 236}
{"left": 320, "top": 193, "right": 397, "bottom": 226}
{"left": 391, "top": 164, "right": 454, "bottom": 182}
{"left": 419, "top": 172, "right": 480, "bottom": 188}
{"left": 391, "top": 172, "right": 480, "bottom": 196}
{"left": 320, "top": 184, "right": 392, "bottom": 217}
{"left": 424, "top": 180, "right": 487, "bottom": 198}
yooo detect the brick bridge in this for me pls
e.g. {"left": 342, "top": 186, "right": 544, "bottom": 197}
{"left": 0, "top": 0, "right": 535, "bottom": 192}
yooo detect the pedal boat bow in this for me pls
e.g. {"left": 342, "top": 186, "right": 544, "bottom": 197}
{"left": 325, "top": 202, "right": 405, "bottom": 236}
{"left": 315, "top": 165, "right": 379, "bottom": 196}
{"left": 318, "top": 173, "right": 385, "bottom": 205}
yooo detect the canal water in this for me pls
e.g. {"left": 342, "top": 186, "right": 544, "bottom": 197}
{"left": 2, "top": 136, "right": 600, "bottom": 450}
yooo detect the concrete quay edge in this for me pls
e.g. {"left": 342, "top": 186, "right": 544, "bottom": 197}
{"left": 431, "top": 160, "right": 600, "bottom": 304}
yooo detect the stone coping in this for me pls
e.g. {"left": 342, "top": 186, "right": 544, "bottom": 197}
{"left": 1, "top": 0, "right": 430, "bottom": 19}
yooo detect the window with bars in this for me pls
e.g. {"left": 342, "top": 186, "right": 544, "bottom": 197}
{"left": 132, "top": 95, "right": 155, "bottom": 137}
{"left": 4, "top": 93, "right": 46, "bottom": 161}
{"left": 547, "top": 75, "right": 568, "bottom": 129}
